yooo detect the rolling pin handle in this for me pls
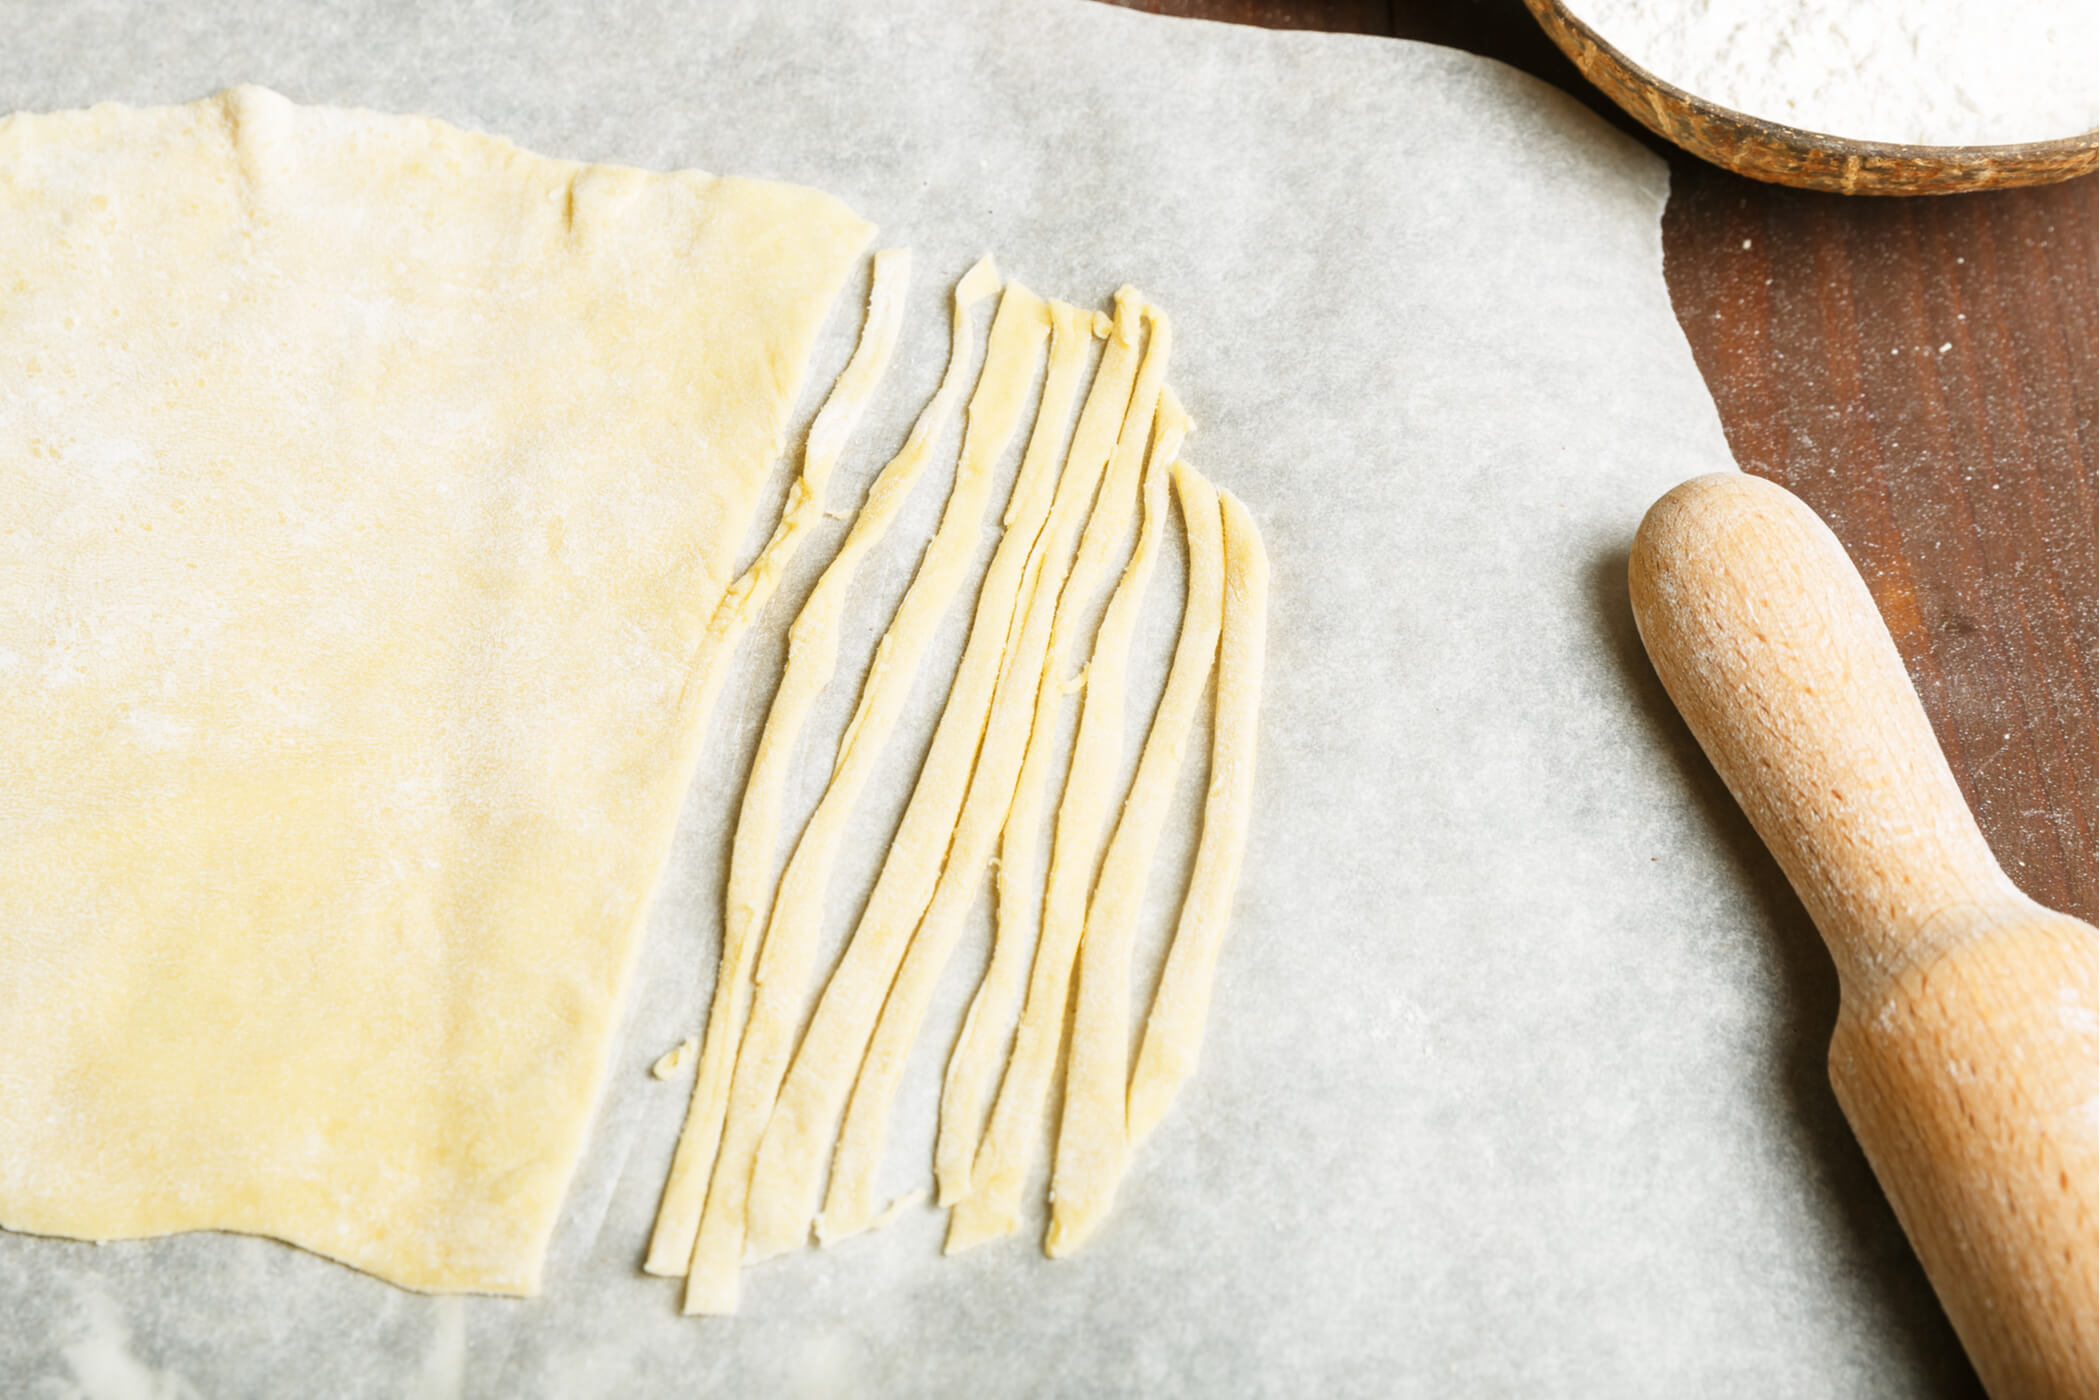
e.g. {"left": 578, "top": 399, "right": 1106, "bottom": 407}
{"left": 1628, "top": 471, "right": 2097, "bottom": 1400}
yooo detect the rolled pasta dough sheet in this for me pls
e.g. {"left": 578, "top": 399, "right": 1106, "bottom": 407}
{"left": 0, "top": 86, "right": 871, "bottom": 1296}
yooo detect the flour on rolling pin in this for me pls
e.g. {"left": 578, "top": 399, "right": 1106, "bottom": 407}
{"left": 1562, "top": 0, "right": 2097, "bottom": 145}
{"left": 1631, "top": 474, "right": 2098, "bottom": 1400}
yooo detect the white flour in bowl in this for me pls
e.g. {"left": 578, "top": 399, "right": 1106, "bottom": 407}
{"left": 1562, "top": 0, "right": 2097, "bottom": 146}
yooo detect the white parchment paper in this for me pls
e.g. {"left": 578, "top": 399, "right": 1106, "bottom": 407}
{"left": 0, "top": 0, "right": 1977, "bottom": 1394}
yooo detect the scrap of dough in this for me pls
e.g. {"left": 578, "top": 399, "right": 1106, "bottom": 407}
{"left": 934, "top": 292, "right": 1147, "bottom": 1208}
{"left": 0, "top": 87, "right": 870, "bottom": 1294}
{"left": 867, "top": 1189, "right": 929, "bottom": 1235}
{"left": 652, "top": 1039, "right": 701, "bottom": 1081}
{"left": 1126, "top": 490, "right": 1270, "bottom": 1150}
{"left": 1048, "top": 463, "right": 1225, "bottom": 1257}
{"left": 946, "top": 353, "right": 1184, "bottom": 1257}
{"left": 640, "top": 247, "right": 937, "bottom": 1278}
{"left": 682, "top": 282, "right": 1051, "bottom": 1315}
{"left": 787, "top": 301, "right": 1105, "bottom": 1246}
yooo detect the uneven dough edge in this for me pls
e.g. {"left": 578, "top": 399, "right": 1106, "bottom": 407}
{"left": 945, "top": 316, "right": 1180, "bottom": 1255}
{"left": 1125, "top": 490, "right": 1270, "bottom": 1151}
{"left": 0, "top": 86, "right": 872, "bottom": 1296}
{"left": 681, "top": 278, "right": 1049, "bottom": 1315}
{"left": 782, "top": 301, "right": 1104, "bottom": 1248}
{"left": 1048, "top": 462, "right": 1225, "bottom": 1257}
{"left": 642, "top": 248, "right": 921, "bottom": 1278}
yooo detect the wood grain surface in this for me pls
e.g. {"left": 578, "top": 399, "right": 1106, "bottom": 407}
{"left": 1103, "top": 0, "right": 2097, "bottom": 931}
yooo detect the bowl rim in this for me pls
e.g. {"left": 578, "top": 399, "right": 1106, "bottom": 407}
{"left": 1520, "top": 0, "right": 2099, "bottom": 194}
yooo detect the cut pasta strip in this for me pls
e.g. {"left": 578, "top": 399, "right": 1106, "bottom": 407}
{"left": 803, "top": 300, "right": 1144, "bottom": 1243}
{"left": 674, "top": 248, "right": 915, "bottom": 732}
{"left": 995, "top": 423, "right": 1177, "bottom": 1253}
{"left": 945, "top": 374, "right": 1185, "bottom": 1258}
{"left": 744, "top": 297, "right": 1110, "bottom": 1257}
{"left": 1047, "top": 462, "right": 1225, "bottom": 1257}
{"left": 683, "top": 276, "right": 1051, "bottom": 1315}
{"left": 643, "top": 247, "right": 920, "bottom": 1277}
{"left": 932, "top": 293, "right": 1145, "bottom": 1207}
{"left": 1125, "top": 488, "right": 1268, "bottom": 1151}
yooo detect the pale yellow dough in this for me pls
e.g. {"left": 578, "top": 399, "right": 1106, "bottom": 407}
{"left": 652, "top": 1039, "right": 701, "bottom": 1081}
{"left": 934, "top": 291, "right": 1147, "bottom": 1207}
{"left": 640, "top": 248, "right": 941, "bottom": 1280}
{"left": 784, "top": 300, "right": 1104, "bottom": 1246}
{"left": 670, "top": 247, "right": 912, "bottom": 769}
{"left": 1049, "top": 463, "right": 1225, "bottom": 1257}
{"left": 0, "top": 87, "right": 871, "bottom": 1295}
{"left": 946, "top": 332, "right": 1182, "bottom": 1255}
{"left": 1007, "top": 419, "right": 1183, "bottom": 1256}
{"left": 1126, "top": 490, "right": 1270, "bottom": 1148}
{"left": 683, "top": 280, "right": 1050, "bottom": 1315}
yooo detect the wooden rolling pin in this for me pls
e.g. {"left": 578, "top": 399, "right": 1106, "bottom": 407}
{"left": 1628, "top": 472, "right": 2097, "bottom": 1400}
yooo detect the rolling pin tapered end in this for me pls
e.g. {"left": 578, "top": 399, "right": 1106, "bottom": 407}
{"left": 1628, "top": 470, "right": 2098, "bottom": 1400}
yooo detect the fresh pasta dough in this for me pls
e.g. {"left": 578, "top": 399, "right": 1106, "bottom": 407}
{"left": 641, "top": 254, "right": 984, "bottom": 1282}
{"left": 0, "top": 87, "right": 871, "bottom": 1295}
{"left": 682, "top": 282, "right": 1051, "bottom": 1316}
{"left": 1126, "top": 490, "right": 1270, "bottom": 1148}
{"left": 934, "top": 291, "right": 1148, "bottom": 1209}
{"left": 1051, "top": 462, "right": 1226, "bottom": 1257}
{"left": 742, "top": 298, "right": 1102, "bottom": 1254}
{"left": 789, "top": 301, "right": 1106, "bottom": 1245}
{"left": 947, "top": 348, "right": 1182, "bottom": 1254}
{"left": 0, "top": 87, "right": 1271, "bottom": 1312}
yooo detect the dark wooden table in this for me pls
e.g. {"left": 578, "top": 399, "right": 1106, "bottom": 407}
{"left": 1105, "top": 2, "right": 2094, "bottom": 1391}
{"left": 1104, "top": 0, "right": 2097, "bottom": 926}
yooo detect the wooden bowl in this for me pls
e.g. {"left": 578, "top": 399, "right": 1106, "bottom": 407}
{"left": 1521, "top": 0, "right": 2099, "bottom": 194}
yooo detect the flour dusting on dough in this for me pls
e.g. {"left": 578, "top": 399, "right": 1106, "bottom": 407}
{"left": 0, "top": 87, "right": 873, "bottom": 1296}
